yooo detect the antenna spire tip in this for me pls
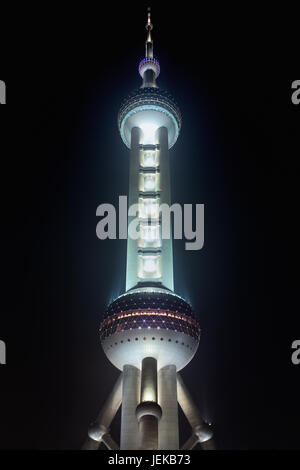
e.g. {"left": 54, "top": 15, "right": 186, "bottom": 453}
{"left": 146, "top": 6, "right": 153, "bottom": 30}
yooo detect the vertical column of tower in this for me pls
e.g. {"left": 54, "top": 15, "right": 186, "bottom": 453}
{"left": 158, "top": 365, "right": 179, "bottom": 449}
{"left": 137, "top": 141, "right": 162, "bottom": 287}
{"left": 126, "top": 127, "right": 142, "bottom": 292}
{"left": 136, "top": 357, "right": 162, "bottom": 450}
{"left": 156, "top": 126, "right": 174, "bottom": 291}
{"left": 120, "top": 365, "right": 141, "bottom": 449}
{"left": 125, "top": 125, "right": 174, "bottom": 292}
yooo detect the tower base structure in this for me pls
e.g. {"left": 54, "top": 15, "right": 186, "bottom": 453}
{"left": 83, "top": 367, "right": 215, "bottom": 450}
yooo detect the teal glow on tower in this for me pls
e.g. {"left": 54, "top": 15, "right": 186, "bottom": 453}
{"left": 83, "top": 8, "right": 215, "bottom": 451}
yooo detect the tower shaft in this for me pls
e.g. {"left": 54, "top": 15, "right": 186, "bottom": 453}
{"left": 126, "top": 126, "right": 173, "bottom": 292}
{"left": 136, "top": 358, "right": 162, "bottom": 450}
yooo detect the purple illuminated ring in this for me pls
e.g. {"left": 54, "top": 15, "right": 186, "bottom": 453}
{"left": 138, "top": 58, "right": 160, "bottom": 79}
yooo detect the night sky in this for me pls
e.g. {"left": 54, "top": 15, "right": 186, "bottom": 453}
{"left": 0, "top": 3, "right": 299, "bottom": 449}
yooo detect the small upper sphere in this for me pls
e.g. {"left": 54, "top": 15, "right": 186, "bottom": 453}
{"left": 138, "top": 58, "right": 160, "bottom": 79}
{"left": 118, "top": 88, "right": 182, "bottom": 149}
{"left": 99, "top": 289, "right": 200, "bottom": 371}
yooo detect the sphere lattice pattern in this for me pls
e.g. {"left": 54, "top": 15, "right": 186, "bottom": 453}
{"left": 103, "top": 290, "right": 196, "bottom": 320}
{"left": 118, "top": 88, "right": 182, "bottom": 149}
{"left": 99, "top": 291, "right": 201, "bottom": 371}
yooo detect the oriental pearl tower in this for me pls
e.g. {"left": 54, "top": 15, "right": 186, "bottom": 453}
{"left": 83, "top": 8, "right": 215, "bottom": 451}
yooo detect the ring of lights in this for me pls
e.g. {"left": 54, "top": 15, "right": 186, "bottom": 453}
{"left": 138, "top": 58, "right": 160, "bottom": 79}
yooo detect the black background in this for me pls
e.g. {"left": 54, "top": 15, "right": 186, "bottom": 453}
{"left": 0, "top": 1, "right": 299, "bottom": 450}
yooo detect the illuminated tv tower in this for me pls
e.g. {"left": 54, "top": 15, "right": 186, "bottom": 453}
{"left": 83, "top": 8, "right": 215, "bottom": 450}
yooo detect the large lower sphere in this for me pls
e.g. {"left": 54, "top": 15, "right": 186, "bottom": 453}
{"left": 99, "top": 289, "right": 200, "bottom": 371}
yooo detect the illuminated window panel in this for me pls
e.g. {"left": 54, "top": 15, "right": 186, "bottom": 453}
{"left": 144, "top": 174, "right": 156, "bottom": 191}
{"left": 138, "top": 197, "right": 160, "bottom": 219}
{"left": 139, "top": 173, "right": 159, "bottom": 192}
{"left": 140, "top": 150, "right": 158, "bottom": 168}
{"left": 138, "top": 223, "right": 161, "bottom": 248}
{"left": 141, "top": 123, "right": 158, "bottom": 145}
{"left": 137, "top": 254, "right": 162, "bottom": 279}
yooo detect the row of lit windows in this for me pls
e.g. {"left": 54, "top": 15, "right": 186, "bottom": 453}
{"left": 101, "top": 324, "right": 198, "bottom": 340}
{"left": 136, "top": 152, "right": 161, "bottom": 272}
{"left": 137, "top": 195, "right": 160, "bottom": 278}
{"left": 105, "top": 336, "right": 194, "bottom": 350}
{"left": 99, "top": 314, "right": 200, "bottom": 341}
{"left": 113, "top": 321, "right": 196, "bottom": 332}
{"left": 113, "top": 322, "right": 196, "bottom": 335}
{"left": 104, "top": 293, "right": 196, "bottom": 319}
{"left": 102, "top": 310, "right": 200, "bottom": 329}
{"left": 137, "top": 193, "right": 161, "bottom": 278}
{"left": 138, "top": 149, "right": 160, "bottom": 255}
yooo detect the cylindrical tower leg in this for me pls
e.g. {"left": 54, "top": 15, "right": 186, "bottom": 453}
{"left": 83, "top": 372, "right": 122, "bottom": 449}
{"left": 120, "top": 364, "right": 140, "bottom": 450}
{"left": 96, "top": 372, "right": 122, "bottom": 428}
{"left": 177, "top": 373, "right": 204, "bottom": 429}
{"left": 177, "top": 373, "right": 215, "bottom": 449}
{"left": 158, "top": 364, "right": 179, "bottom": 449}
{"left": 136, "top": 357, "right": 162, "bottom": 450}
{"left": 102, "top": 433, "right": 120, "bottom": 450}
{"left": 82, "top": 438, "right": 101, "bottom": 450}
{"left": 181, "top": 434, "right": 199, "bottom": 450}
{"left": 140, "top": 357, "right": 158, "bottom": 402}
{"left": 201, "top": 438, "right": 216, "bottom": 450}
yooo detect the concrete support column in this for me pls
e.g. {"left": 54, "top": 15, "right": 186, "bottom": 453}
{"left": 141, "top": 357, "right": 158, "bottom": 402}
{"left": 96, "top": 372, "right": 122, "bottom": 428}
{"left": 201, "top": 438, "right": 216, "bottom": 450}
{"left": 156, "top": 126, "right": 174, "bottom": 291}
{"left": 84, "top": 430, "right": 119, "bottom": 450}
{"left": 177, "top": 373, "right": 214, "bottom": 449}
{"left": 136, "top": 357, "right": 162, "bottom": 450}
{"left": 102, "top": 433, "right": 120, "bottom": 450}
{"left": 82, "top": 437, "right": 101, "bottom": 450}
{"left": 177, "top": 373, "right": 204, "bottom": 429}
{"left": 120, "top": 364, "right": 141, "bottom": 449}
{"left": 181, "top": 433, "right": 216, "bottom": 450}
{"left": 84, "top": 372, "right": 122, "bottom": 450}
{"left": 158, "top": 364, "right": 179, "bottom": 449}
{"left": 181, "top": 434, "right": 199, "bottom": 450}
{"left": 126, "top": 127, "right": 142, "bottom": 291}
